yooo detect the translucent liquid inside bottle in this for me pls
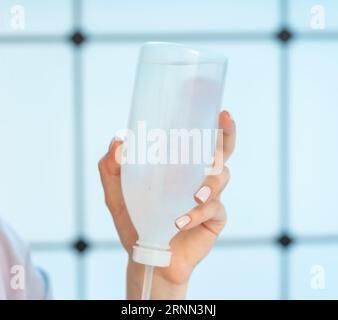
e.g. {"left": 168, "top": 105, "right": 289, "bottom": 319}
{"left": 121, "top": 61, "right": 225, "bottom": 251}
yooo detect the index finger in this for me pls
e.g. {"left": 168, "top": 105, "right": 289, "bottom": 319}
{"left": 214, "top": 110, "right": 236, "bottom": 167}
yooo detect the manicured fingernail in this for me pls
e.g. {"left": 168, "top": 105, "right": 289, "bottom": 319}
{"left": 109, "top": 136, "right": 123, "bottom": 151}
{"left": 195, "top": 186, "right": 211, "bottom": 203}
{"left": 175, "top": 215, "right": 191, "bottom": 229}
{"left": 224, "top": 110, "right": 234, "bottom": 121}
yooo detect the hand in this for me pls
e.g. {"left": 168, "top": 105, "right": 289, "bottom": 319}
{"left": 98, "top": 110, "right": 236, "bottom": 299}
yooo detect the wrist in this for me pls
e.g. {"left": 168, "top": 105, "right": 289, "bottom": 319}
{"left": 127, "top": 259, "right": 188, "bottom": 300}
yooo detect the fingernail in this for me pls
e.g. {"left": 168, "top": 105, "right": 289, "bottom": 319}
{"left": 175, "top": 215, "right": 191, "bottom": 229}
{"left": 109, "top": 136, "right": 123, "bottom": 151}
{"left": 224, "top": 110, "right": 234, "bottom": 121}
{"left": 195, "top": 186, "right": 211, "bottom": 203}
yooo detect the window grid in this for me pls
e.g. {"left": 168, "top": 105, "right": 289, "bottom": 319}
{"left": 1, "top": 0, "right": 337, "bottom": 299}
{"left": 279, "top": 0, "right": 290, "bottom": 300}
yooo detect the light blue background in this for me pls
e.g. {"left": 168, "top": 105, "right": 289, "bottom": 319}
{"left": 0, "top": 0, "right": 337, "bottom": 299}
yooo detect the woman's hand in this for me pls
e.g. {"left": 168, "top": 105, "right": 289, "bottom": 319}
{"left": 98, "top": 110, "right": 236, "bottom": 299}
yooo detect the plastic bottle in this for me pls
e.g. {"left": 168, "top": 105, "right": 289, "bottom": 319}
{"left": 121, "top": 42, "right": 227, "bottom": 299}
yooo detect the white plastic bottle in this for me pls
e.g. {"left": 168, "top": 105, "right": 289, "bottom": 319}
{"left": 121, "top": 42, "right": 227, "bottom": 298}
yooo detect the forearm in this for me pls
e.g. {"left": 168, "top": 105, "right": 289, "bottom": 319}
{"left": 127, "top": 260, "right": 188, "bottom": 300}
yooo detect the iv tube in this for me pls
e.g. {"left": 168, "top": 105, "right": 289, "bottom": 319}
{"left": 141, "top": 265, "right": 154, "bottom": 300}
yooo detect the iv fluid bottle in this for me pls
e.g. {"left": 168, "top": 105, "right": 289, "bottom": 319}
{"left": 121, "top": 42, "right": 227, "bottom": 267}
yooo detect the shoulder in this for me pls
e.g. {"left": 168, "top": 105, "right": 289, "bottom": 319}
{"left": 0, "top": 218, "right": 29, "bottom": 272}
{"left": 0, "top": 217, "right": 49, "bottom": 299}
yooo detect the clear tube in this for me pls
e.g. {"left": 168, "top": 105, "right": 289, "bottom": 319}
{"left": 141, "top": 265, "right": 154, "bottom": 300}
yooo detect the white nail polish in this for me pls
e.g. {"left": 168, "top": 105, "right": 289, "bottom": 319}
{"left": 175, "top": 215, "right": 191, "bottom": 229}
{"left": 195, "top": 186, "right": 211, "bottom": 203}
{"left": 109, "top": 136, "right": 123, "bottom": 151}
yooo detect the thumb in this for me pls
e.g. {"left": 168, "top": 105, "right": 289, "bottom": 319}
{"left": 98, "top": 137, "right": 125, "bottom": 215}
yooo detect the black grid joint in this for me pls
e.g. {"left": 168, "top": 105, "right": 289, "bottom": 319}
{"left": 73, "top": 238, "right": 89, "bottom": 254}
{"left": 70, "top": 31, "right": 86, "bottom": 46}
{"left": 276, "top": 28, "right": 293, "bottom": 43}
{"left": 277, "top": 234, "right": 293, "bottom": 248}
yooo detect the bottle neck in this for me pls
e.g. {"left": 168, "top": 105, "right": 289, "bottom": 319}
{"left": 132, "top": 244, "right": 172, "bottom": 267}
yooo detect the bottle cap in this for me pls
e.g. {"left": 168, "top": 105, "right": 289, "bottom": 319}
{"left": 132, "top": 245, "right": 172, "bottom": 267}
